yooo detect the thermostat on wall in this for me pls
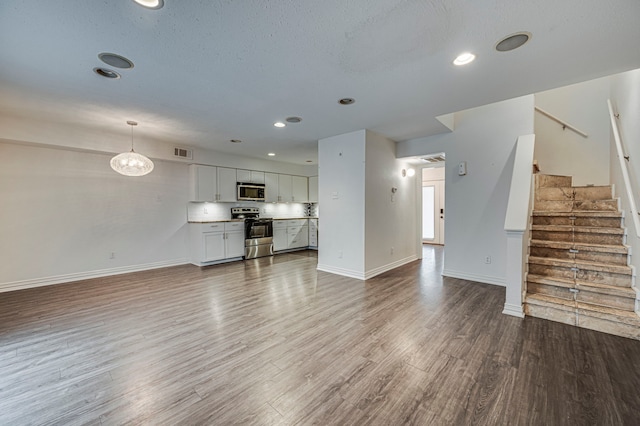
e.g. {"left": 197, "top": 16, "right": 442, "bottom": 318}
{"left": 458, "top": 161, "right": 467, "bottom": 176}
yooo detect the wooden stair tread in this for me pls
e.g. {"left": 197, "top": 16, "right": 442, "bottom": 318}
{"left": 531, "top": 224, "right": 625, "bottom": 234}
{"left": 533, "top": 210, "right": 622, "bottom": 217}
{"left": 529, "top": 239, "right": 629, "bottom": 254}
{"left": 525, "top": 294, "right": 640, "bottom": 325}
{"left": 527, "top": 274, "right": 636, "bottom": 297}
{"left": 527, "top": 256, "right": 633, "bottom": 275}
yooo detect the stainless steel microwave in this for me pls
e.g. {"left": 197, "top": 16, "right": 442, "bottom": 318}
{"left": 237, "top": 182, "right": 265, "bottom": 201}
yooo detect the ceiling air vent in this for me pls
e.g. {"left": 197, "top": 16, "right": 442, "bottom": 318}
{"left": 173, "top": 147, "right": 193, "bottom": 160}
{"left": 421, "top": 153, "right": 446, "bottom": 163}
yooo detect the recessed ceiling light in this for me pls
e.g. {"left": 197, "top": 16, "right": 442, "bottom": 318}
{"left": 133, "top": 0, "right": 164, "bottom": 9}
{"left": 285, "top": 116, "right": 302, "bottom": 123}
{"left": 274, "top": 122, "right": 286, "bottom": 128}
{"left": 98, "top": 53, "right": 134, "bottom": 69}
{"left": 268, "top": 153, "right": 276, "bottom": 156}
{"left": 338, "top": 98, "right": 355, "bottom": 105}
{"left": 93, "top": 67, "right": 121, "bottom": 79}
{"left": 495, "top": 32, "right": 531, "bottom": 52}
{"left": 453, "top": 52, "right": 475, "bottom": 66}
{"left": 230, "top": 139, "right": 242, "bottom": 143}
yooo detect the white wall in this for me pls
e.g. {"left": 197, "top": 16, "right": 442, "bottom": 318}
{"left": 397, "top": 95, "right": 535, "bottom": 286}
{"left": 0, "top": 141, "right": 190, "bottom": 291}
{"left": 534, "top": 77, "right": 611, "bottom": 186}
{"left": 610, "top": 68, "right": 640, "bottom": 277}
{"left": 0, "top": 115, "right": 317, "bottom": 177}
{"left": 317, "top": 130, "right": 366, "bottom": 278}
{"left": 363, "top": 130, "right": 417, "bottom": 277}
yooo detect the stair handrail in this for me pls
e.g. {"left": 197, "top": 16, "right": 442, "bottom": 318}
{"left": 534, "top": 106, "right": 588, "bottom": 138}
{"left": 608, "top": 99, "right": 640, "bottom": 239}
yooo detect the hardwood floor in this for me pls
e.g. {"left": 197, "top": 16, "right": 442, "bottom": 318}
{"left": 1, "top": 246, "right": 640, "bottom": 425}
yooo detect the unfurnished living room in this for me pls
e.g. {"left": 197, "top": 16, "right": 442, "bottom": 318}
{"left": 2, "top": 1, "right": 640, "bottom": 424}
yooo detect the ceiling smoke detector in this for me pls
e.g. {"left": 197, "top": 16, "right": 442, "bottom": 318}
{"left": 338, "top": 98, "right": 355, "bottom": 105}
{"left": 98, "top": 53, "right": 134, "bottom": 69}
{"left": 285, "top": 116, "right": 302, "bottom": 123}
{"left": 495, "top": 32, "right": 531, "bottom": 52}
{"left": 93, "top": 67, "right": 121, "bottom": 79}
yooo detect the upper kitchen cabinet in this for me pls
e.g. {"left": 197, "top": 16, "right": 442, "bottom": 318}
{"left": 308, "top": 176, "right": 318, "bottom": 203}
{"left": 189, "top": 165, "right": 237, "bottom": 202}
{"left": 190, "top": 165, "right": 217, "bottom": 201}
{"left": 278, "top": 175, "right": 293, "bottom": 203}
{"left": 291, "top": 176, "right": 308, "bottom": 203}
{"left": 217, "top": 167, "right": 237, "bottom": 202}
{"left": 264, "top": 172, "right": 279, "bottom": 203}
{"left": 237, "top": 169, "right": 265, "bottom": 184}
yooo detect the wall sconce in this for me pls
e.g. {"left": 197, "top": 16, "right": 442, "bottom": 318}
{"left": 401, "top": 168, "right": 415, "bottom": 177}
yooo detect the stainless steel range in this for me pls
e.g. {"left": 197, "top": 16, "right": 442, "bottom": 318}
{"left": 230, "top": 207, "right": 274, "bottom": 259}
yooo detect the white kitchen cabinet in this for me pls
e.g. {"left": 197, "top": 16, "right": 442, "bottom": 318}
{"left": 308, "top": 176, "right": 318, "bottom": 203}
{"left": 309, "top": 218, "right": 318, "bottom": 249}
{"left": 224, "top": 221, "right": 245, "bottom": 258}
{"left": 264, "top": 172, "right": 279, "bottom": 203}
{"left": 292, "top": 176, "right": 308, "bottom": 203}
{"left": 273, "top": 228, "right": 288, "bottom": 251}
{"left": 288, "top": 224, "right": 309, "bottom": 248}
{"left": 190, "top": 222, "right": 245, "bottom": 265}
{"left": 190, "top": 165, "right": 217, "bottom": 202}
{"left": 237, "top": 169, "right": 265, "bottom": 184}
{"left": 278, "top": 175, "right": 293, "bottom": 203}
{"left": 189, "top": 165, "right": 237, "bottom": 202}
{"left": 217, "top": 167, "right": 237, "bottom": 202}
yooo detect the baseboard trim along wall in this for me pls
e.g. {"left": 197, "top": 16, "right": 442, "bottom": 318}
{"left": 317, "top": 255, "right": 418, "bottom": 281}
{"left": 364, "top": 255, "right": 418, "bottom": 280}
{"left": 0, "top": 259, "right": 189, "bottom": 293}
{"left": 502, "top": 302, "right": 525, "bottom": 318}
{"left": 442, "top": 269, "right": 506, "bottom": 287}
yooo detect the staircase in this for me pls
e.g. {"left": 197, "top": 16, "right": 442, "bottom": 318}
{"left": 524, "top": 174, "right": 640, "bottom": 340}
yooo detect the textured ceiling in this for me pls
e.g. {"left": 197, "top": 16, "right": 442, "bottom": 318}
{"left": 1, "top": 0, "right": 639, "bottom": 164}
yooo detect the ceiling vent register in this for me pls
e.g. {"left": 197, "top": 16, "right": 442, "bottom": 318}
{"left": 174, "top": 147, "right": 193, "bottom": 159}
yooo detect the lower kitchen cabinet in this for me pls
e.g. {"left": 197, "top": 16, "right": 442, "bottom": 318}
{"left": 273, "top": 219, "right": 310, "bottom": 252}
{"left": 273, "top": 226, "right": 288, "bottom": 252}
{"left": 190, "top": 222, "right": 245, "bottom": 265}
{"left": 309, "top": 218, "right": 318, "bottom": 249}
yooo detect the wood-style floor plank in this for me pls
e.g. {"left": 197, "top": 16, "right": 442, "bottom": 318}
{"left": 1, "top": 247, "right": 640, "bottom": 425}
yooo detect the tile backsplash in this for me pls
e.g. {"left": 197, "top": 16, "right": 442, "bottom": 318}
{"left": 187, "top": 202, "right": 318, "bottom": 222}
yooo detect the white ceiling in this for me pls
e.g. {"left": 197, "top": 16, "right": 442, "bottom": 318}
{"left": 1, "top": 0, "right": 639, "bottom": 165}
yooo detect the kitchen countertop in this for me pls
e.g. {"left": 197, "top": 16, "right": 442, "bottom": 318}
{"left": 188, "top": 217, "right": 318, "bottom": 223}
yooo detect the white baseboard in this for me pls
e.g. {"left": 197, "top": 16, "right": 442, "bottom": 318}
{"left": 317, "top": 255, "right": 418, "bottom": 281}
{"left": 316, "top": 264, "right": 365, "bottom": 280}
{"left": 364, "top": 255, "right": 418, "bottom": 280}
{"left": 0, "top": 258, "right": 189, "bottom": 293}
{"left": 502, "top": 303, "right": 525, "bottom": 318}
{"left": 442, "top": 269, "right": 506, "bottom": 287}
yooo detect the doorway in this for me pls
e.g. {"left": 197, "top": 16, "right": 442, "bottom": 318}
{"left": 422, "top": 166, "right": 445, "bottom": 245}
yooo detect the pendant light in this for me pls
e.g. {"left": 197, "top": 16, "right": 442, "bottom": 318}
{"left": 110, "top": 121, "right": 154, "bottom": 176}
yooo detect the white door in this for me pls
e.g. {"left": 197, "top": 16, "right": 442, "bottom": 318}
{"left": 422, "top": 180, "right": 444, "bottom": 245}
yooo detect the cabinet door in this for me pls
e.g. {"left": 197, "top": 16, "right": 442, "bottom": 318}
{"left": 308, "top": 176, "right": 318, "bottom": 203}
{"left": 190, "top": 165, "right": 217, "bottom": 201}
{"left": 291, "top": 176, "right": 308, "bottom": 203}
{"left": 236, "top": 169, "right": 251, "bottom": 183}
{"left": 287, "top": 225, "right": 308, "bottom": 248}
{"left": 278, "top": 175, "right": 292, "bottom": 203}
{"left": 251, "top": 171, "right": 265, "bottom": 184}
{"left": 217, "top": 167, "right": 237, "bottom": 202}
{"left": 264, "top": 172, "right": 279, "bottom": 203}
{"left": 225, "top": 230, "right": 245, "bottom": 258}
{"left": 203, "top": 232, "right": 225, "bottom": 261}
{"left": 273, "top": 228, "right": 287, "bottom": 251}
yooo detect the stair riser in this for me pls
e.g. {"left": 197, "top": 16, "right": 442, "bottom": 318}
{"left": 577, "top": 290, "right": 636, "bottom": 311}
{"left": 536, "top": 175, "right": 572, "bottom": 188}
{"left": 533, "top": 201, "right": 573, "bottom": 212}
{"left": 532, "top": 230, "right": 624, "bottom": 245}
{"left": 535, "top": 187, "right": 574, "bottom": 201}
{"left": 577, "top": 315, "right": 640, "bottom": 340}
{"left": 532, "top": 217, "right": 622, "bottom": 227}
{"left": 527, "top": 282, "right": 574, "bottom": 300}
{"left": 574, "top": 200, "right": 618, "bottom": 211}
{"left": 574, "top": 186, "right": 613, "bottom": 200}
{"left": 529, "top": 247, "right": 628, "bottom": 265}
{"left": 525, "top": 303, "right": 576, "bottom": 325}
{"left": 528, "top": 264, "right": 632, "bottom": 287}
